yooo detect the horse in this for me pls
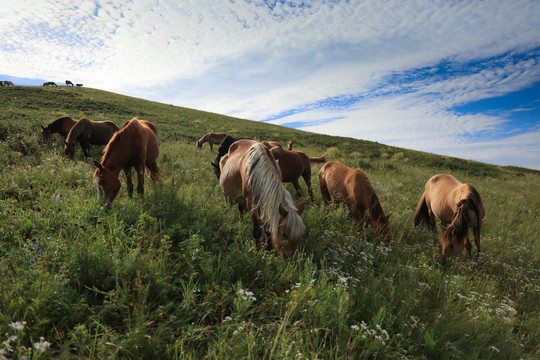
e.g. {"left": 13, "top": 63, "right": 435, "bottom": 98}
{"left": 41, "top": 116, "right": 77, "bottom": 141}
{"left": 287, "top": 140, "right": 293, "bottom": 150}
{"left": 196, "top": 132, "right": 228, "bottom": 151}
{"left": 219, "top": 139, "right": 305, "bottom": 259}
{"left": 76, "top": 83, "right": 83, "bottom": 87}
{"left": 414, "top": 174, "right": 485, "bottom": 261}
{"left": 262, "top": 141, "right": 283, "bottom": 149}
{"left": 319, "top": 161, "right": 392, "bottom": 242}
{"left": 43, "top": 82, "right": 57, "bottom": 87}
{"left": 269, "top": 147, "right": 327, "bottom": 200}
{"left": 0, "top": 80, "right": 14, "bottom": 86}
{"left": 93, "top": 118, "right": 162, "bottom": 207}
{"left": 66, "top": 80, "right": 74, "bottom": 86}
{"left": 64, "top": 117, "right": 119, "bottom": 158}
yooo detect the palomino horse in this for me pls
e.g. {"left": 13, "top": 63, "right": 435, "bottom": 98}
{"left": 414, "top": 174, "right": 485, "bottom": 261}
{"left": 64, "top": 117, "right": 119, "bottom": 158}
{"left": 93, "top": 118, "right": 162, "bottom": 207}
{"left": 41, "top": 116, "right": 77, "bottom": 140}
{"left": 219, "top": 139, "right": 305, "bottom": 258}
{"left": 319, "top": 161, "right": 392, "bottom": 242}
{"left": 269, "top": 147, "right": 327, "bottom": 200}
{"left": 197, "top": 132, "right": 228, "bottom": 151}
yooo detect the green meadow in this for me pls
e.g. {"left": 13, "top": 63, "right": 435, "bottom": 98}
{"left": 0, "top": 86, "right": 538, "bottom": 359}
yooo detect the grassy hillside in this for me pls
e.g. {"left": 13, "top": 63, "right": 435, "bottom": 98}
{"left": 0, "top": 86, "right": 538, "bottom": 359}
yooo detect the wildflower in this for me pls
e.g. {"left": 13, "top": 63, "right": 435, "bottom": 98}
{"left": 9, "top": 321, "right": 26, "bottom": 331}
{"left": 33, "top": 337, "right": 51, "bottom": 352}
{"left": 9, "top": 335, "right": 17, "bottom": 341}
{"left": 489, "top": 345, "right": 501, "bottom": 353}
{"left": 351, "top": 324, "right": 360, "bottom": 331}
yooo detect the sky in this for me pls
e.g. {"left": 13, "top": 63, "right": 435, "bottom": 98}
{"left": 1, "top": 0, "right": 539, "bottom": 170}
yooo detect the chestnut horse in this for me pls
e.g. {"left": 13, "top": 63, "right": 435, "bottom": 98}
{"left": 414, "top": 174, "right": 485, "bottom": 261}
{"left": 93, "top": 118, "right": 161, "bottom": 207}
{"left": 319, "top": 161, "right": 391, "bottom": 242}
{"left": 197, "top": 132, "right": 228, "bottom": 151}
{"left": 64, "top": 117, "right": 119, "bottom": 158}
{"left": 269, "top": 147, "right": 327, "bottom": 200}
{"left": 219, "top": 139, "right": 305, "bottom": 258}
{"left": 41, "top": 116, "right": 77, "bottom": 140}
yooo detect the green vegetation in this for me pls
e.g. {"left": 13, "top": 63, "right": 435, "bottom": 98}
{"left": 1, "top": 86, "right": 538, "bottom": 359}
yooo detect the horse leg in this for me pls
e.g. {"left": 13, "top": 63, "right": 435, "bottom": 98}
{"left": 124, "top": 167, "right": 134, "bottom": 198}
{"left": 136, "top": 165, "right": 145, "bottom": 196}
{"left": 465, "top": 233, "right": 472, "bottom": 257}
{"left": 147, "top": 161, "right": 162, "bottom": 182}
{"left": 320, "top": 179, "right": 332, "bottom": 205}
{"left": 250, "top": 213, "right": 263, "bottom": 247}
{"left": 473, "top": 226, "right": 481, "bottom": 256}
{"left": 302, "top": 172, "right": 313, "bottom": 200}
{"left": 351, "top": 202, "right": 366, "bottom": 230}
{"left": 209, "top": 142, "right": 213, "bottom": 151}
{"left": 292, "top": 179, "right": 303, "bottom": 197}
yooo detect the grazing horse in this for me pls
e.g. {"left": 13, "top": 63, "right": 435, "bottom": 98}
{"left": 66, "top": 80, "right": 74, "bottom": 86}
{"left": 0, "top": 80, "right": 14, "bottom": 86}
{"left": 41, "top": 116, "right": 77, "bottom": 140}
{"left": 219, "top": 139, "right": 305, "bottom": 258}
{"left": 64, "top": 117, "right": 119, "bottom": 158}
{"left": 93, "top": 118, "right": 162, "bottom": 207}
{"left": 197, "top": 132, "right": 228, "bottom": 151}
{"left": 269, "top": 147, "right": 327, "bottom": 200}
{"left": 76, "top": 83, "right": 83, "bottom": 87}
{"left": 43, "top": 82, "right": 57, "bottom": 87}
{"left": 319, "top": 161, "right": 392, "bottom": 242}
{"left": 414, "top": 174, "right": 485, "bottom": 261}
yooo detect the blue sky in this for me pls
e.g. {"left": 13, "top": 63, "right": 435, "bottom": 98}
{"left": 1, "top": 0, "right": 539, "bottom": 170}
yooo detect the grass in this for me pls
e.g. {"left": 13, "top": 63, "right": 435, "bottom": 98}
{"left": 0, "top": 85, "right": 539, "bottom": 359}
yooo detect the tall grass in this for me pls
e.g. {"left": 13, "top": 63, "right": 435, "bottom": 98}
{"left": 0, "top": 86, "right": 538, "bottom": 359}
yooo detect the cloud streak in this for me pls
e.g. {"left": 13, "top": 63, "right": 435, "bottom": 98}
{"left": 1, "top": 0, "right": 539, "bottom": 169}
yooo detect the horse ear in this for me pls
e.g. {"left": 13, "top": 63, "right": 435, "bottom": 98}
{"left": 41, "top": 125, "right": 45, "bottom": 130}
{"left": 211, "top": 162, "right": 217, "bottom": 169}
{"left": 64, "top": 141, "right": 68, "bottom": 146}
{"left": 93, "top": 160, "right": 103, "bottom": 170}
{"left": 386, "top": 213, "right": 392, "bottom": 219}
{"left": 278, "top": 203, "right": 289, "bottom": 218}
{"left": 296, "top": 201, "right": 306, "bottom": 215}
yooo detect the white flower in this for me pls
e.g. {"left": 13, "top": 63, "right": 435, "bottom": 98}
{"left": 9, "top": 321, "right": 26, "bottom": 331}
{"left": 33, "top": 337, "right": 51, "bottom": 352}
{"left": 351, "top": 324, "right": 360, "bottom": 331}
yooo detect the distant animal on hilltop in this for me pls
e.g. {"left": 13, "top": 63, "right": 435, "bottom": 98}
{"left": 66, "top": 80, "right": 74, "bottom": 86}
{"left": 197, "top": 132, "right": 228, "bottom": 151}
{"left": 414, "top": 174, "right": 485, "bottom": 261}
{"left": 64, "top": 117, "right": 119, "bottom": 158}
{"left": 319, "top": 161, "right": 392, "bottom": 242}
{"left": 76, "top": 83, "right": 83, "bottom": 87}
{"left": 41, "top": 116, "right": 77, "bottom": 140}
{"left": 93, "top": 118, "right": 162, "bottom": 207}
{"left": 0, "top": 80, "right": 14, "bottom": 86}
{"left": 270, "top": 147, "right": 327, "bottom": 200}
{"left": 219, "top": 139, "right": 305, "bottom": 259}
{"left": 43, "top": 82, "right": 57, "bottom": 87}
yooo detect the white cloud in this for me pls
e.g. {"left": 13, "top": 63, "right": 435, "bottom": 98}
{"left": 1, "top": 0, "right": 539, "bottom": 169}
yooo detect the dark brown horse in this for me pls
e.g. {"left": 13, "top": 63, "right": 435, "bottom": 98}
{"left": 93, "top": 118, "right": 161, "bottom": 207}
{"left": 319, "top": 161, "right": 391, "bottom": 242}
{"left": 41, "top": 116, "right": 77, "bottom": 140}
{"left": 269, "top": 147, "right": 327, "bottom": 200}
{"left": 414, "top": 174, "right": 485, "bottom": 261}
{"left": 66, "top": 80, "right": 74, "bottom": 86}
{"left": 219, "top": 139, "right": 305, "bottom": 259}
{"left": 197, "top": 132, "right": 228, "bottom": 151}
{"left": 64, "top": 117, "right": 119, "bottom": 158}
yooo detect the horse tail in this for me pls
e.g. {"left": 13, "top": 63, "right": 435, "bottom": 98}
{"left": 467, "top": 186, "right": 483, "bottom": 233}
{"left": 414, "top": 192, "right": 432, "bottom": 228}
{"left": 308, "top": 153, "right": 327, "bottom": 164}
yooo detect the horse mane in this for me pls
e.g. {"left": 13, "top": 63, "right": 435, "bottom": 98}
{"left": 214, "top": 135, "right": 237, "bottom": 164}
{"left": 197, "top": 133, "right": 210, "bottom": 146}
{"left": 369, "top": 192, "right": 386, "bottom": 221}
{"left": 66, "top": 117, "right": 91, "bottom": 145}
{"left": 245, "top": 143, "right": 304, "bottom": 239}
{"left": 48, "top": 116, "right": 73, "bottom": 131}
{"left": 447, "top": 185, "right": 482, "bottom": 239}
{"left": 102, "top": 118, "right": 143, "bottom": 161}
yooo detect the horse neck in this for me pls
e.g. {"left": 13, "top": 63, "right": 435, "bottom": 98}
{"left": 101, "top": 141, "right": 130, "bottom": 174}
{"left": 449, "top": 201, "right": 471, "bottom": 238}
{"left": 66, "top": 120, "right": 87, "bottom": 144}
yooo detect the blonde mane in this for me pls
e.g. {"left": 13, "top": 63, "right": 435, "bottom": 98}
{"left": 244, "top": 143, "right": 304, "bottom": 239}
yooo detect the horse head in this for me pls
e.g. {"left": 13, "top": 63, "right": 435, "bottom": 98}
{"left": 63, "top": 140, "right": 76, "bottom": 158}
{"left": 277, "top": 202, "right": 306, "bottom": 258}
{"left": 93, "top": 160, "right": 121, "bottom": 208}
{"left": 41, "top": 125, "right": 51, "bottom": 140}
{"left": 373, "top": 213, "right": 392, "bottom": 243}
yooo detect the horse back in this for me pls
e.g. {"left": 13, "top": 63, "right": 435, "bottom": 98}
{"left": 426, "top": 174, "right": 468, "bottom": 223}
